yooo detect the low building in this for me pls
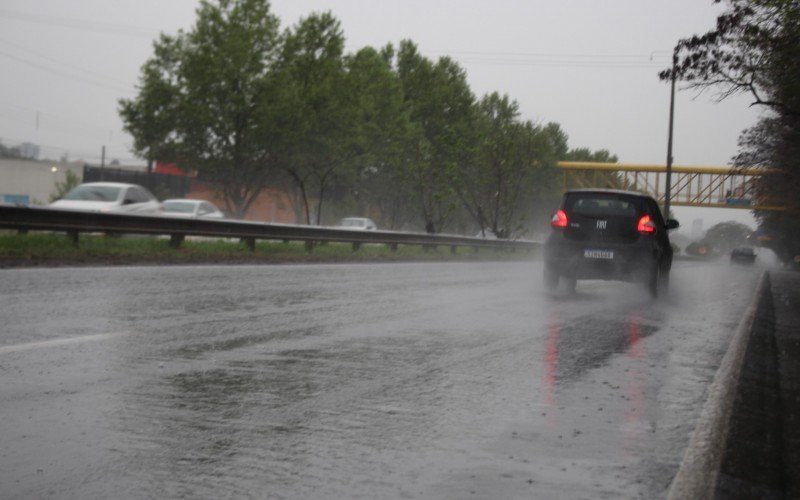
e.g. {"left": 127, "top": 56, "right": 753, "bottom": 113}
{"left": 0, "top": 158, "right": 84, "bottom": 205}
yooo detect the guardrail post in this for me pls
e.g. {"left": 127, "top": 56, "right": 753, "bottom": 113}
{"left": 169, "top": 234, "right": 184, "bottom": 249}
{"left": 244, "top": 237, "right": 255, "bottom": 251}
{"left": 352, "top": 242, "right": 361, "bottom": 251}
{"left": 389, "top": 243, "right": 398, "bottom": 252}
{"left": 305, "top": 240, "right": 314, "bottom": 253}
{"left": 67, "top": 230, "right": 79, "bottom": 246}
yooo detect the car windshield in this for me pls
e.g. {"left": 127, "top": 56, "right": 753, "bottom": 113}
{"left": 62, "top": 185, "right": 121, "bottom": 202}
{"left": 568, "top": 195, "right": 639, "bottom": 217}
{"left": 339, "top": 219, "right": 365, "bottom": 227}
{"left": 163, "top": 201, "right": 197, "bottom": 213}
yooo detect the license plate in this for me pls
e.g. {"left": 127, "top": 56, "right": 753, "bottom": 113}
{"left": 584, "top": 249, "right": 614, "bottom": 259}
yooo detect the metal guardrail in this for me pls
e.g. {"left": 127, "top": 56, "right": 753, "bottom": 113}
{"left": 0, "top": 205, "right": 540, "bottom": 253}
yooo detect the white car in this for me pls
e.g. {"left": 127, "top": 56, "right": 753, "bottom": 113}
{"left": 336, "top": 217, "right": 377, "bottom": 230}
{"left": 474, "top": 228, "right": 499, "bottom": 239}
{"left": 162, "top": 199, "right": 225, "bottom": 219}
{"left": 49, "top": 182, "right": 162, "bottom": 214}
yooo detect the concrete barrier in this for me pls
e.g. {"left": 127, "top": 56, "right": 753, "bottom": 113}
{"left": 667, "top": 271, "right": 770, "bottom": 499}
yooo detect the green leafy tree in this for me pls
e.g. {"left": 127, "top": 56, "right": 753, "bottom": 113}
{"left": 343, "top": 45, "right": 416, "bottom": 229}
{"left": 119, "top": 34, "right": 182, "bottom": 177}
{"left": 563, "top": 147, "right": 623, "bottom": 190}
{"left": 661, "top": 0, "right": 800, "bottom": 116}
{"left": 564, "top": 148, "right": 618, "bottom": 163}
{"left": 274, "top": 12, "right": 353, "bottom": 225}
{"left": 662, "top": 0, "right": 800, "bottom": 259}
{"left": 49, "top": 170, "right": 81, "bottom": 202}
{"left": 395, "top": 41, "right": 476, "bottom": 233}
{"left": 456, "top": 93, "right": 562, "bottom": 238}
{"left": 120, "top": 0, "right": 283, "bottom": 218}
{"left": 0, "top": 142, "right": 24, "bottom": 159}
{"left": 700, "top": 221, "right": 753, "bottom": 253}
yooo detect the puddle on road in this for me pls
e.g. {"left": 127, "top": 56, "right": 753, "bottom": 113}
{"left": 543, "top": 309, "right": 662, "bottom": 387}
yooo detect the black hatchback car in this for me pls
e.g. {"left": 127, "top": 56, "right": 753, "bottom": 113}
{"left": 543, "top": 189, "right": 679, "bottom": 297}
{"left": 730, "top": 247, "right": 757, "bottom": 264}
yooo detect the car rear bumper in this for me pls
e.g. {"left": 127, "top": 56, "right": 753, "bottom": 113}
{"left": 544, "top": 237, "right": 660, "bottom": 281}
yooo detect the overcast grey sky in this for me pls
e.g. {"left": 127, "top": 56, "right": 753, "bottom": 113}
{"left": 0, "top": 0, "right": 762, "bottom": 229}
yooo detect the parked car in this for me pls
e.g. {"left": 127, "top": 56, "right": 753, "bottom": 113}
{"left": 336, "top": 217, "right": 377, "bottom": 231}
{"left": 48, "top": 182, "right": 162, "bottom": 214}
{"left": 543, "top": 189, "right": 679, "bottom": 297}
{"left": 474, "top": 229, "right": 499, "bottom": 239}
{"left": 730, "top": 247, "right": 757, "bottom": 265}
{"left": 162, "top": 199, "right": 225, "bottom": 219}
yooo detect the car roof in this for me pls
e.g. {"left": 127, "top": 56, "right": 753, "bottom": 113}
{"left": 80, "top": 182, "right": 141, "bottom": 189}
{"left": 163, "top": 199, "right": 203, "bottom": 204}
{"left": 565, "top": 188, "right": 653, "bottom": 199}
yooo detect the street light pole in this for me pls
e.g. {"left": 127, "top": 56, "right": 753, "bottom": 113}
{"left": 665, "top": 50, "right": 677, "bottom": 218}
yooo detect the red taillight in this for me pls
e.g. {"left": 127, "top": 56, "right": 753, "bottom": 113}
{"left": 551, "top": 209, "right": 568, "bottom": 228}
{"left": 637, "top": 215, "right": 656, "bottom": 234}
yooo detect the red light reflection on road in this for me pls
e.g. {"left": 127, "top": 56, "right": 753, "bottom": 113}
{"left": 543, "top": 310, "right": 560, "bottom": 409}
{"left": 623, "top": 311, "right": 646, "bottom": 450}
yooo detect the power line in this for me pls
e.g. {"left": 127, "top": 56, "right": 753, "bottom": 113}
{"left": 453, "top": 58, "right": 669, "bottom": 69}
{"left": 428, "top": 49, "right": 672, "bottom": 60}
{"left": 0, "top": 8, "right": 158, "bottom": 39}
{"left": 0, "top": 50, "right": 133, "bottom": 94}
{"left": 0, "top": 101, "right": 120, "bottom": 136}
{"left": 0, "top": 37, "right": 133, "bottom": 88}
{"left": 419, "top": 49, "right": 673, "bottom": 69}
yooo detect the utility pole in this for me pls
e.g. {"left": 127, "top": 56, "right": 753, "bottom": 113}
{"left": 665, "top": 49, "right": 677, "bottom": 218}
{"left": 101, "top": 145, "right": 106, "bottom": 181}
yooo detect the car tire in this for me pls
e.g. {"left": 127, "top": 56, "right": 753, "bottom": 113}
{"left": 647, "top": 263, "right": 660, "bottom": 298}
{"left": 543, "top": 267, "right": 559, "bottom": 291}
{"left": 660, "top": 266, "right": 670, "bottom": 293}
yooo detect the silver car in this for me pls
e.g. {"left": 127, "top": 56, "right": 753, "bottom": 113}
{"left": 336, "top": 217, "right": 377, "bottom": 230}
{"left": 49, "top": 182, "right": 162, "bottom": 214}
{"left": 162, "top": 199, "right": 225, "bottom": 219}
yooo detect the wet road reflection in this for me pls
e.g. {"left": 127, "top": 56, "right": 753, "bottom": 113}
{"left": 0, "top": 261, "right": 763, "bottom": 499}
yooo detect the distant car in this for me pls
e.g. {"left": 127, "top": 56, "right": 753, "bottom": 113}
{"left": 543, "top": 189, "right": 679, "bottom": 297}
{"left": 474, "top": 229, "right": 499, "bottom": 239}
{"left": 730, "top": 247, "right": 756, "bottom": 264}
{"left": 49, "top": 182, "right": 162, "bottom": 214}
{"left": 336, "top": 217, "right": 377, "bottom": 231}
{"left": 162, "top": 199, "right": 225, "bottom": 219}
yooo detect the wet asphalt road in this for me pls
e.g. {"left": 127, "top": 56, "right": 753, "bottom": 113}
{"left": 0, "top": 260, "right": 761, "bottom": 499}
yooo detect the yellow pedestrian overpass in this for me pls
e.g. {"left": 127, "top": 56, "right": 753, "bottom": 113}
{"left": 557, "top": 161, "right": 784, "bottom": 211}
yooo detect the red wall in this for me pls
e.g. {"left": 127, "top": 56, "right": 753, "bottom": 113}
{"left": 185, "top": 180, "right": 297, "bottom": 223}
{"left": 155, "top": 161, "right": 296, "bottom": 222}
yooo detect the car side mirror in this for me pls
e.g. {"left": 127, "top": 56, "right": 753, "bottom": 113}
{"left": 666, "top": 219, "right": 679, "bottom": 230}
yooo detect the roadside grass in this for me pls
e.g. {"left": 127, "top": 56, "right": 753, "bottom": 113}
{"left": 0, "top": 232, "right": 537, "bottom": 266}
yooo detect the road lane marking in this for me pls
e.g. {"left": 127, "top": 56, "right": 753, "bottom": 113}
{"left": 0, "top": 332, "right": 126, "bottom": 355}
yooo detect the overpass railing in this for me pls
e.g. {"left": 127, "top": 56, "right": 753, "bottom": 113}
{"left": 557, "top": 161, "right": 784, "bottom": 211}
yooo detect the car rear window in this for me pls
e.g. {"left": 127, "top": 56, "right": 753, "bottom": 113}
{"left": 340, "top": 218, "right": 365, "bottom": 227}
{"left": 565, "top": 194, "right": 641, "bottom": 217}
{"left": 63, "top": 185, "right": 121, "bottom": 202}
{"left": 164, "top": 201, "right": 196, "bottom": 213}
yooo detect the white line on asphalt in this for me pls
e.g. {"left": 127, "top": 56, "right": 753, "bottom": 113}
{"left": 0, "top": 332, "right": 126, "bottom": 355}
